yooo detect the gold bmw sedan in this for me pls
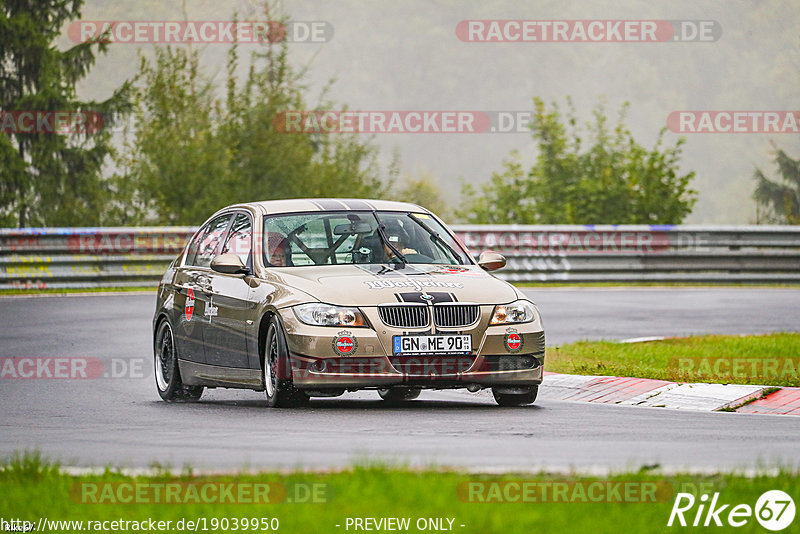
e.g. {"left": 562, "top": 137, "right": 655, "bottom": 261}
{"left": 152, "top": 199, "right": 545, "bottom": 407}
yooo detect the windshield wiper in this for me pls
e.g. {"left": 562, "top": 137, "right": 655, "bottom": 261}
{"left": 408, "top": 214, "right": 463, "bottom": 264}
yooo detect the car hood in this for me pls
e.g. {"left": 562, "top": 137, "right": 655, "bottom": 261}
{"left": 271, "top": 264, "right": 520, "bottom": 306}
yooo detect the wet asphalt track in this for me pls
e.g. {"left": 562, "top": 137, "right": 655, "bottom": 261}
{"left": 0, "top": 288, "right": 798, "bottom": 472}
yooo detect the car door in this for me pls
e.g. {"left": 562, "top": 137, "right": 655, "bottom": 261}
{"left": 204, "top": 212, "right": 256, "bottom": 369}
{"left": 173, "top": 213, "right": 234, "bottom": 365}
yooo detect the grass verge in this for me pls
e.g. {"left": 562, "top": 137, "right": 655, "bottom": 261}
{"left": 546, "top": 333, "right": 800, "bottom": 387}
{"left": 0, "top": 453, "right": 797, "bottom": 534}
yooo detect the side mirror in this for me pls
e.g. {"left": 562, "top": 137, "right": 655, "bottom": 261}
{"left": 477, "top": 251, "right": 506, "bottom": 272}
{"left": 211, "top": 254, "right": 249, "bottom": 275}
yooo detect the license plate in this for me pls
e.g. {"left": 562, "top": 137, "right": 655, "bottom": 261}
{"left": 393, "top": 335, "right": 472, "bottom": 355}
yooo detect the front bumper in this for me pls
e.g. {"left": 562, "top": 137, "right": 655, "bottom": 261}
{"left": 279, "top": 306, "right": 545, "bottom": 390}
{"left": 290, "top": 356, "right": 544, "bottom": 389}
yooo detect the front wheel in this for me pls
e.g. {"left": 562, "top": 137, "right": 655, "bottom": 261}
{"left": 154, "top": 320, "right": 203, "bottom": 401}
{"left": 263, "top": 317, "right": 309, "bottom": 408}
{"left": 492, "top": 386, "right": 538, "bottom": 407}
{"left": 378, "top": 387, "right": 421, "bottom": 402}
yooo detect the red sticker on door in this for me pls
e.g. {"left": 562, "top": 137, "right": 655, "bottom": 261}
{"left": 185, "top": 288, "right": 195, "bottom": 322}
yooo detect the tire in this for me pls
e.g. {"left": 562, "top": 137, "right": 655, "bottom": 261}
{"left": 263, "top": 317, "right": 309, "bottom": 408}
{"left": 154, "top": 320, "right": 204, "bottom": 402}
{"left": 378, "top": 387, "right": 422, "bottom": 402}
{"left": 492, "top": 386, "right": 538, "bottom": 407}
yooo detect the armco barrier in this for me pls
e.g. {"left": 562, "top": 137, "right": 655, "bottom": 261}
{"left": 0, "top": 227, "right": 194, "bottom": 290}
{"left": 455, "top": 225, "right": 800, "bottom": 283}
{"left": 0, "top": 225, "right": 799, "bottom": 290}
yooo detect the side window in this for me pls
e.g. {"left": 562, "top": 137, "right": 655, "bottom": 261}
{"left": 220, "top": 214, "right": 252, "bottom": 266}
{"left": 186, "top": 214, "right": 233, "bottom": 268}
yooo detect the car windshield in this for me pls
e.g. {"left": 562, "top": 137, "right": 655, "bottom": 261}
{"left": 263, "top": 211, "right": 471, "bottom": 267}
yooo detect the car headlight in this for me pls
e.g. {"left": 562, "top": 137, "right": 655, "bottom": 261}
{"left": 293, "top": 303, "right": 367, "bottom": 327}
{"left": 490, "top": 300, "right": 537, "bottom": 325}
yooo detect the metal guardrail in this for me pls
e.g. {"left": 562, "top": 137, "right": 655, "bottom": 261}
{"left": 0, "top": 227, "right": 194, "bottom": 290}
{"left": 1, "top": 225, "right": 799, "bottom": 289}
{"left": 456, "top": 225, "right": 800, "bottom": 283}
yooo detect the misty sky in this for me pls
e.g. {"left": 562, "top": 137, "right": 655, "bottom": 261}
{"left": 71, "top": 0, "right": 800, "bottom": 223}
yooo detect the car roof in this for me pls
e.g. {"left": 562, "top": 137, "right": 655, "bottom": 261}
{"left": 227, "top": 198, "right": 431, "bottom": 215}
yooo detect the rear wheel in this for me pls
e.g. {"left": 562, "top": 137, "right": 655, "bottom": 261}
{"left": 492, "top": 386, "right": 538, "bottom": 407}
{"left": 263, "top": 317, "right": 309, "bottom": 408}
{"left": 378, "top": 387, "right": 422, "bottom": 402}
{"left": 154, "top": 320, "right": 203, "bottom": 401}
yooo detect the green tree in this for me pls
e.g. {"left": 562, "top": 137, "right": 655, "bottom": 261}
{"left": 459, "top": 154, "right": 530, "bottom": 224}
{"left": 458, "top": 97, "right": 697, "bottom": 224}
{"left": 110, "top": 47, "right": 233, "bottom": 225}
{"left": 390, "top": 170, "right": 450, "bottom": 221}
{"left": 0, "top": 0, "right": 130, "bottom": 227}
{"left": 114, "top": 15, "right": 392, "bottom": 226}
{"left": 753, "top": 143, "right": 800, "bottom": 224}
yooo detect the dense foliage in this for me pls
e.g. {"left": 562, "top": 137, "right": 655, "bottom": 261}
{"left": 112, "top": 38, "right": 393, "bottom": 225}
{"left": 459, "top": 98, "right": 697, "bottom": 224}
{"left": 0, "top": 0, "right": 130, "bottom": 226}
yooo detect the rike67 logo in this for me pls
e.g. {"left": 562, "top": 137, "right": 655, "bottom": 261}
{"left": 668, "top": 490, "right": 795, "bottom": 531}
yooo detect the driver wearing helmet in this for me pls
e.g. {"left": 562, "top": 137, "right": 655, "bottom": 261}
{"left": 266, "top": 232, "right": 292, "bottom": 267}
{"left": 382, "top": 220, "right": 418, "bottom": 262}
